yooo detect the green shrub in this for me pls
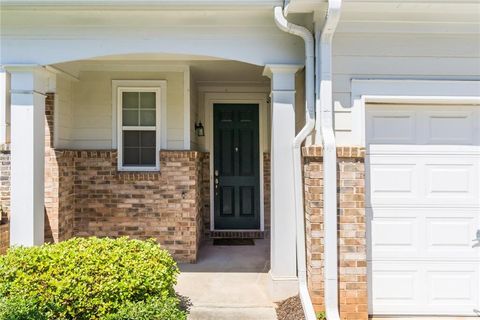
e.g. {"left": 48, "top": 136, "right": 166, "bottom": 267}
{"left": 105, "top": 297, "right": 186, "bottom": 320}
{"left": 0, "top": 237, "right": 186, "bottom": 320}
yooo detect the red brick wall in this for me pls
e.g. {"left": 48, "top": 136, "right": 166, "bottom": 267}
{"left": 73, "top": 150, "right": 204, "bottom": 263}
{"left": 0, "top": 151, "right": 9, "bottom": 254}
{"left": 45, "top": 94, "right": 76, "bottom": 243}
{"left": 303, "top": 146, "right": 368, "bottom": 320}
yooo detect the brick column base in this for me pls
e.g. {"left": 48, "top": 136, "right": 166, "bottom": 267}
{"left": 303, "top": 146, "right": 368, "bottom": 320}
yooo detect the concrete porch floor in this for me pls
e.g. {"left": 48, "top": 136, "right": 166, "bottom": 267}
{"left": 175, "top": 238, "right": 278, "bottom": 320}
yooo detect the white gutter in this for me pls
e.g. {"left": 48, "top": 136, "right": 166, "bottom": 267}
{"left": 317, "top": 1, "right": 342, "bottom": 320}
{"left": 273, "top": 6, "right": 317, "bottom": 320}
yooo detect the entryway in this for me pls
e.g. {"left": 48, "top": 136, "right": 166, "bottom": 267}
{"left": 213, "top": 103, "right": 261, "bottom": 230}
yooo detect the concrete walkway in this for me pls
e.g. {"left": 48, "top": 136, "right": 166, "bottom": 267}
{"left": 175, "top": 239, "right": 278, "bottom": 320}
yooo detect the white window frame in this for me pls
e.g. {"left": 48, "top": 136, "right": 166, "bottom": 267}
{"left": 114, "top": 81, "right": 166, "bottom": 171}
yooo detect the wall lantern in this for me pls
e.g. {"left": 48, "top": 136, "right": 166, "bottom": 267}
{"left": 195, "top": 122, "right": 205, "bottom": 137}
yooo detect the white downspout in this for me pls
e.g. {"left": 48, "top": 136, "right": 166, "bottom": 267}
{"left": 317, "top": 1, "right": 342, "bottom": 320}
{"left": 273, "top": 7, "right": 317, "bottom": 320}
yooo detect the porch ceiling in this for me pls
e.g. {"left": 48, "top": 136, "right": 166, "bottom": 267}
{"left": 53, "top": 59, "right": 269, "bottom": 84}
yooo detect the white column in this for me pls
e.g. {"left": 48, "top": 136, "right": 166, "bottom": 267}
{"left": 8, "top": 67, "right": 49, "bottom": 246}
{"left": 263, "top": 64, "right": 302, "bottom": 299}
{"left": 0, "top": 70, "right": 11, "bottom": 147}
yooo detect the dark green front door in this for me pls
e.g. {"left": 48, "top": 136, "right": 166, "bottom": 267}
{"left": 213, "top": 104, "right": 260, "bottom": 230}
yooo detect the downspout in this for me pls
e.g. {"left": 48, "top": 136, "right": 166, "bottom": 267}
{"left": 273, "top": 7, "right": 317, "bottom": 320}
{"left": 317, "top": 1, "right": 342, "bottom": 320}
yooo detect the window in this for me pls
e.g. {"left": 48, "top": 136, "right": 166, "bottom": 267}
{"left": 117, "top": 87, "right": 161, "bottom": 171}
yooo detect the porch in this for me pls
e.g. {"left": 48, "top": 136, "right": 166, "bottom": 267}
{"left": 0, "top": 56, "right": 306, "bottom": 301}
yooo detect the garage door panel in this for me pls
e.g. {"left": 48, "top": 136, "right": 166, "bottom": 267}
{"left": 367, "top": 110, "right": 417, "bottom": 144}
{"left": 368, "top": 211, "right": 419, "bottom": 259}
{"left": 426, "top": 216, "right": 477, "bottom": 256}
{"left": 369, "top": 208, "right": 479, "bottom": 260}
{"left": 423, "top": 110, "right": 477, "bottom": 145}
{"left": 368, "top": 155, "right": 479, "bottom": 207}
{"left": 427, "top": 269, "right": 477, "bottom": 307}
{"left": 370, "top": 261, "right": 479, "bottom": 315}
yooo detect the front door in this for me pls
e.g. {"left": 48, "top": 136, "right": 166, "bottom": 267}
{"left": 213, "top": 103, "right": 260, "bottom": 230}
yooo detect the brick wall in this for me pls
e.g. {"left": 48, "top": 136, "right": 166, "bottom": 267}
{"left": 303, "top": 146, "right": 368, "bottom": 320}
{"left": 73, "top": 150, "right": 204, "bottom": 263}
{"left": 0, "top": 151, "right": 9, "bottom": 254}
{"left": 1, "top": 93, "right": 204, "bottom": 262}
{"left": 201, "top": 152, "right": 271, "bottom": 238}
{"left": 45, "top": 94, "right": 76, "bottom": 243}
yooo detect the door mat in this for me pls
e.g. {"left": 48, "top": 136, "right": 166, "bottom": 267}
{"left": 213, "top": 238, "right": 255, "bottom": 246}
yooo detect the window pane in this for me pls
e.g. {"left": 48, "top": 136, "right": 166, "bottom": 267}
{"left": 123, "top": 147, "right": 140, "bottom": 165}
{"left": 122, "top": 92, "right": 139, "bottom": 109}
{"left": 140, "top": 148, "right": 156, "bottom": 165}
{"left": 140, "top": 110, "right": 156, "bottom": 126}
{"left": 140, "top": 131, "right": 155, "bottom": 147}
{"left": 123, "top": 110, "right": 139, "bottom": 126}
{"left": 140, "top": 92, "right": 156, "bottom": 109}
{"left": 123, "top": 131, "right": 140, "bottom": 147}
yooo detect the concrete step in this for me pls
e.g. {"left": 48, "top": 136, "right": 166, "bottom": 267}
{"left": 188, "top": 306, "right": 277, "bottom": 320}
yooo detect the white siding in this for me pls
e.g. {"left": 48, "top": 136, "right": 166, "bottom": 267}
{"left": 54, "top": 76, "right": 74, "bottom": 148}
{"left": 190, "top": 72, "right": 200, "bottom": 151}
{"left": 332, "top": 33, "right": 480, "bottom": 146}
{"left": 69, "top": 71, "right": 185, "bottom": 149}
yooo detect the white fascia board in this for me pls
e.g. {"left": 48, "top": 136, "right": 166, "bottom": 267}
{"left": 1, "top": 0, "right": 283, "bottom": 10}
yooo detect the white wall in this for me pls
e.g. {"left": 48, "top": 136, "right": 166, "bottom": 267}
{"left": 190, "top": 72, "right": 200, "bottom": 151}
{"left": 54, "top": 76, "right": 74, "bottom": 148}
{"left": 68, "top": 70, "right": 185, "bottom": 149}
{"left": 332, "top": 33, "right": 480, "bottom": 146}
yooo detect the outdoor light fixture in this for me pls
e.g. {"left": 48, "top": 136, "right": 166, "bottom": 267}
{"left": 195, "top": 122, "right": 205, "bottom": 137}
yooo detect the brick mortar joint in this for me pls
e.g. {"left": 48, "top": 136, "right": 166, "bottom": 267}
{"left": 302, "top": 146, "right": 365, "bottom": 159}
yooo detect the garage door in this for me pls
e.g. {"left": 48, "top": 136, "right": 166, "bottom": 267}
{"left": 366, "top": 104, "right": 480, "bottom": 315}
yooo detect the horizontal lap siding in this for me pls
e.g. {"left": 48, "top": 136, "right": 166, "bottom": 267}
{"left": 332, "top": 33, "right": 480, "bottom": 146}
{"left": 69, "top": 71, "right": 185, "bottom": 150}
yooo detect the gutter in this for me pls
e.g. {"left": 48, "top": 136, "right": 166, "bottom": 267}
{"left": 317, "top": 1, "right": 342, "bottom": 319}
{"left": 273, "top": 7, "right": 317, "bottom": 320}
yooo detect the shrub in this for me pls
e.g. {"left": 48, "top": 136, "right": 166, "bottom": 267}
{"left": 0, "top": 237, "right": 186, "bottom": 320}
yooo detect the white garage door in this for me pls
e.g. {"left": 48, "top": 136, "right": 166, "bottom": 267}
{"left": 366, "top": 104, "right": 480, "bottom": 315}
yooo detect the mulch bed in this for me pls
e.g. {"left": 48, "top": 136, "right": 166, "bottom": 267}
{"left": 275, "top": 295, "right": 305, "bottom": 320}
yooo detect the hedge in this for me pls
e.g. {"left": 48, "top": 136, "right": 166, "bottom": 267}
{"left": 0, "top": 237, "right": 186, "bottom": 320}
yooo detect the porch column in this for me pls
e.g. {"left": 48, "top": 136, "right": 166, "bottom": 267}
{"left": 0, "top": 70, "right": 11, "bottom": 147}
{"left": 8, "top": 67, "right": 49, "bottom": 246}
{"left": 263, "top": 64, "right": 302, "bottom": 299}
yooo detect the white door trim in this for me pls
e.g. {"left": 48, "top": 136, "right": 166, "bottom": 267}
{"left": 351, "top": 79, "right": 480, "bottom": 147}
{"left": 204, "top": 92, "right": 268, "bottom": 232}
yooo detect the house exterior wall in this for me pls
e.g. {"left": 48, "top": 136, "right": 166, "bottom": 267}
{"left": 0, "top": 151, "right": 10, "bottom": 254}
{"left": 73, "top": 150, "right": 204, "bottom": 263}
{"left": 45, "top": 93, "right": 75, "bottom": 243}
{"left": 331, "top": 33, "right": 480, "bottom": 146}
{"left": 1, "top": 93, "right": 204, "bottom": 262}
{"left": 64, "top": 70, "right": 186, "bottom": 150}
{"left": 303, "top": 146, "right": 367, "bottom": 320}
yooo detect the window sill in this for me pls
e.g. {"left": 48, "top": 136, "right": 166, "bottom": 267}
{"left": 117, "top": 167, "right": 160, "bottom": 172}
